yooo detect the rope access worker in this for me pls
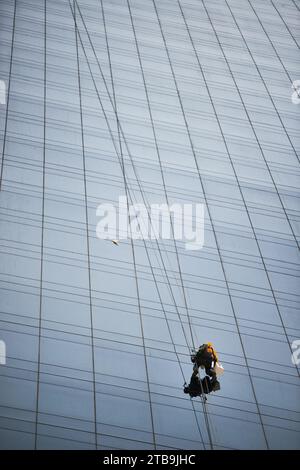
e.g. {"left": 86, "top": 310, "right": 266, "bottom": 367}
{"left": 191, "top": 342, "right": 218, "bottom": 380}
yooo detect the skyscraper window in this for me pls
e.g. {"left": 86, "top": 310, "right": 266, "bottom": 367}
{"left": 0, "top": 0, "right": 299, "bottom": 450}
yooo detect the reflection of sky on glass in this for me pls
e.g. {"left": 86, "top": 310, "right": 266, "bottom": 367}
{"left": 0, "top": 0, "right": 299, "bottom": 450}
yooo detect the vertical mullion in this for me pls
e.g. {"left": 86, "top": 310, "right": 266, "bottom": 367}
{"left": 74, "top": 0, "right": 98, "bottom": 449}
{"left": 0, "top": 0, "right": 17, "bottom": 191}
{"left": 34, "top": 0, "right": 47, "bottom": 450}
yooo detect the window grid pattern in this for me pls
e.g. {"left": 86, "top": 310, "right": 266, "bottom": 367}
{"left": 0, "top": 0, "right": 299, "bottom": 450}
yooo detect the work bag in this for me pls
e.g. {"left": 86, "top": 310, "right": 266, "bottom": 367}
{"left": 213, "top": 362, "right": 224, "bottom": 376}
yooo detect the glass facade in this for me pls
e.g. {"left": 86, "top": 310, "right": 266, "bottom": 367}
{"left": 0, "top": 0, "right": 299, "bottom": 450}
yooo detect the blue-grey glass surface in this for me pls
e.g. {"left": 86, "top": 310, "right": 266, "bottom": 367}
{"left": 0, "top": 0, "right": 299, "bottom": 450}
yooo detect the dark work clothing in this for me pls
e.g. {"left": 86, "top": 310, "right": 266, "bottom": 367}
{"left": 205, "top": 363, "right": 216, "bottom": 380}
{"left": 194, "top": 350, "right": 216, "bottom": 380}
{"left": 184, "top": 375, "right": 220, "bottom": 398}
{"left": 201, "top": 376, "right": 212, "bottom": 394}
{"left": 201, "top": 376, "right": 220, "bottom": 393}
{"left": 184, "top": 373, "right": 202, "bottom": 398}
